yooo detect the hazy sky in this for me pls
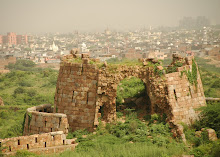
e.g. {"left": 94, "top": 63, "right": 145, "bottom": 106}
{"left": 0, "top": 0, "right": 220, "bottom": 33}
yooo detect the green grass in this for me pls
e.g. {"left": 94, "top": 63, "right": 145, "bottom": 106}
{"left": 199, "top": 68, "right": 220, "bottom": 98}
{"left": 0, "top": 60, "right": 58, "bottom": 138}
{"left": 0, "top": 105, "right": 27, "bottom": 138}
{"left": 0, "top": 70, "right": 57, "bottom": 106}
{"left": 1, "top": 58, "right": 220, "bottom": 157}
{"left": 60, "top": 115, "right": 186, "bottom": 157}
{"left": 195, "top": 57, "right": 220, "bottom": 74}
{"left": 58, "top": 141, "right": 184, "bottom": 157}
{"left": 107, "top": 58, "right": 142, "bottom": 66}
{"left": 116, "top": 77, "right": 145, "bottom": 105}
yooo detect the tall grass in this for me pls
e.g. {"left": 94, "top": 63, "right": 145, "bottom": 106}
{"left": 58, "top": 141, "right": 184, "bottom": 157}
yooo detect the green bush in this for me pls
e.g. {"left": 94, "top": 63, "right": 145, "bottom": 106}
{"left": 0, "top": 67, "right": 57, "bottom": 138}
{"left": 6, "top": 60, "right": 36, "bottom": 71}
{"left": 194, "top": 102, "right": 220, "bottom": 138}
{"left": 190, "top": 141, "right": 220, "bottom": 157}
{"left": 116, "top": 77, "right": 145, "bottom": 105}
{"left": 211, "top": 80, "right": 220, "bottom": 88}
{"left": 18, "top": 80, "right": 32, "bottom": 87}
{"left": 14, "top": 87, "right": 26, "bottom": 95}
{"left": 116, "top": 112, "right": 123, "bottom": 118}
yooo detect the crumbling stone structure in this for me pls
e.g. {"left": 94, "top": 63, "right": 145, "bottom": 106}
{"left": 54, "top": 56, "right": 97, "bottom": 131}
{"left": 0, "top": 131, "right": 77, "bottom": 156}
{"left": 54, "top": 53, "right": 206, "bottom": 133}
{"left": 23, "top": 104, "right": 69, "bottom": 135}
{"left": 2, "top": 52, "right": 206, "bottom": 155}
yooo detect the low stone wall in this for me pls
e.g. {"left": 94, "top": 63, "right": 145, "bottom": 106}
{"left": 23, "top": 104, "right": 69, "bottom": 135}
{"left": 205, "top": 97, "right": 220, "bottom": 103}
{"left": 0, "top": 131, "right": 77, "bottom": 156}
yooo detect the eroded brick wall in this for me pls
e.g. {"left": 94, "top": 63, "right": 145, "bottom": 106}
{"left": 166, "top": 58, "right": 206, "bottom": 125}
{"left": 95, "top": 65, "right": 169, "bottom": 124}
{"left": 23, "top": 104, "right": 69, "bottom": 135}
{"left": 0, "top": 131, "right": 77, "bottom": 156}
{"left": 54, "top": 60, "right": 98, "bottom": 132}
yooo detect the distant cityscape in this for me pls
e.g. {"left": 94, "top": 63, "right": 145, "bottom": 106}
{"left": 0, "top": 16, "right": 219, "bottom": 72}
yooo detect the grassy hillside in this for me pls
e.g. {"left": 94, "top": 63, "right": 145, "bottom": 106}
{"left": 1, "top": 58, "right": 220, "bottom": 157}
{"left": 195, "top": 57, "right": 220, "bottom": 98}
{"left": 0, "top": 60, "right": 58, "bottom": 138}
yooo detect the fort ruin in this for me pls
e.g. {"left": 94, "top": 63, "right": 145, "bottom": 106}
{"left": 1, "top": 52, "right": 207, "bottom": 155}
{"left": 53, "top": 53, "right": 206, "bottom": 134}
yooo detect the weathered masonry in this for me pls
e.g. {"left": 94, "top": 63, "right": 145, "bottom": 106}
{"left": 0, "top": 131, "right": 77, "bottom": 156}
{"left": 23, "top": 104, "right": 69, "bottom": 135}
{"left": 54, "top": 53, "right": 206, "bottom": 133}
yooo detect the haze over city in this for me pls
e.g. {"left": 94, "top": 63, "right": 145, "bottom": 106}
{"left": 1, "top": 0, "right": 220, "bottom": 33}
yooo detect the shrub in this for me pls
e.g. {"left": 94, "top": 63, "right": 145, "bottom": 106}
{"left": 67, "top": 129, "right": 89, "bottom": 141}
{"left": 27, "top": 89, "right": 37, "bottom": 97}
{"left": 18, "top": 80, "right": 32, "bottom": 87}
{"left": 129, "top": 120, "right": 138, "bottom": 133}
{"left": 195, "top": 102, "right": 220, "bottom": 138}
{"left": 211, "top": 80, "right": 220, "bottom": 88}
{"left": 116, "top": 77, "right": 145, "bottom": 105}
{"left": 14, "top": 87, "right": 26, "bottom": 95}
{"left": 116, "top": 112, "right": 123, "bottom": 118}
{"left": 151, "top": 114, "right": 159, "bottom": 121}
{"left": 6, "top": 60, "right": 36, "bottom": 71}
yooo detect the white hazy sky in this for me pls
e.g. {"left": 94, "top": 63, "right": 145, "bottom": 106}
{"left": 0, "top": 0, "right": 220, "bottom": 33}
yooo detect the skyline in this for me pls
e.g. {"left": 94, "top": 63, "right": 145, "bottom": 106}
{"left": 0, "top": 0, "right": 220, "bottom": 33}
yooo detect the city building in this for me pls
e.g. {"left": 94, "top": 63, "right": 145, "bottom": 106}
{"left": 0, "top": 32, "right": 28, "bottom": 45}
{"left": 17, "top": 35, "right": 28, "bottom": 44}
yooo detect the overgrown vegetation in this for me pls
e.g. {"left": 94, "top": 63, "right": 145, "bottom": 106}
{"left": 107, "top": 58, "right": 142, "bottom": 66}
{"left": 116, "top": 77, "right": 145, "bottom": 105}
{"left": 64, "top": 113, "right": 186, "bottom": 157}
{"left": 180, "top": 59, "right": 198, "bottom": 89}
{"left": 183, "top": 121, "right": 220, "bottom": 157}
{"left": 1, "top": 57, "right": 220, "bottom": 157}
{"left": 0, "top": 60, "right": 57, "bottom": 138}
{"left": 193, "top": 102, "right": 220, "bottom": 138}
{"left": 166, "top": 61, "right": 183, "bottom": 73}
{"left": 196, "top": 57, "right": 220, "bottom": 98}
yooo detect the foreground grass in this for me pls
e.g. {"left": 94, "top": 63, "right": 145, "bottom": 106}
{"left": 59, "top": 140, "right": 184, "bottom": 157}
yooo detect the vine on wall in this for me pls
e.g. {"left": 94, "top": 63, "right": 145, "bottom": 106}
{"left": 180, "top": 59, "right": 198, "bottom": 91}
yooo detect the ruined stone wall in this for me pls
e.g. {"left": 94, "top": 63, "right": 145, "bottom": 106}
{"left": 55, "top": 53, "right": 206, "bottom": 134}
{"left": 54, "top": 56, "right": 98, "bottom": 132}
{"left": 165, "top": 57, "right": 206, "bottom": 125}
{"left": 23, "top": 104, "right": 69, "bottom": 135}
{"left": 95, "top": 64, "right": 169, "bottom": 124}
{"left": 0, "top": 131, "right": 77, "bottom": 156}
